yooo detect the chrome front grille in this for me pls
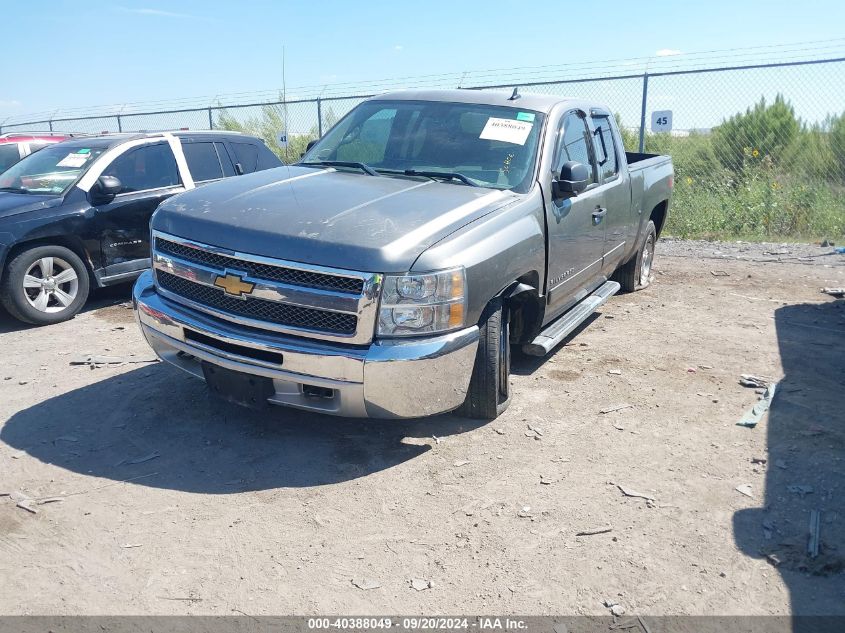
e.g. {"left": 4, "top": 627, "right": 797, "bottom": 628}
{"left": 155, "top": 237, "right": 364, "bottom": 294}
{"left": 157, "top": 271, "right": 358, "bottom": 335}
{"left": 151, "top": 231, "right": 381, "bottom": 344}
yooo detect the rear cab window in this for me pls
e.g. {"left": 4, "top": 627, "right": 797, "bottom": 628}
{"left": 590, "top": 115, "right": 619, "bottom": 181}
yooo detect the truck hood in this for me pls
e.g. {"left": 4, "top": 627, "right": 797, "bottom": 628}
{"left": 0, "top": 192, "right": 62, "bottom": 221}
{"left": 152, "top": 165, "right": 518, "bottom": 272}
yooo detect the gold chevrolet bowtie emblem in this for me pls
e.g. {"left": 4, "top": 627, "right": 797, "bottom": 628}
{"left": 214, "top": 273, "right": 255, "bottom": 297}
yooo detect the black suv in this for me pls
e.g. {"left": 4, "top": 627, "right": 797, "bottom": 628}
{"left": 0, "top": 131, "right": 281, "bottom": 325}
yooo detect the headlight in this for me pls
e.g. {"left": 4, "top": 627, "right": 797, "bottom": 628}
{"left": 377, "top": 267, "right": 466, "bottom": 337}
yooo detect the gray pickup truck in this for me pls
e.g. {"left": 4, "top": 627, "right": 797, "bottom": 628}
{"left": 133, "top": 89, "right": 673, "bottom": 420}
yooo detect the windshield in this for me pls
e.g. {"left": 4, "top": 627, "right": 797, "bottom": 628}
{"left": 0, "top": 144, "right": 106, "bottom": 195}
{"left": 0, "top": 144, "right": 21, "bottom": 173}
{"left": 301, "top": 100, "right": 544, "bottom": 192}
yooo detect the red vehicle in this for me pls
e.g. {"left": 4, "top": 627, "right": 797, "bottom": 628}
{"left": 0, "top": 133, "right": 73, "bottom": 173}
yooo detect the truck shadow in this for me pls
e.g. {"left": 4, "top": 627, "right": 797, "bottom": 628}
{"left": 732, "top": 298, "right": 845, "bottom": 619}
{"left": 1, "top": 363, "right": 486, "bottom": 492}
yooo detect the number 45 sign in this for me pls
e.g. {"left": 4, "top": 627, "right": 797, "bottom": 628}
{"left": 651, "top": 110, "right": 673, "bottom": 133}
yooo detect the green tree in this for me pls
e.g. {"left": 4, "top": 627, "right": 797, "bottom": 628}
{"left": 216, "top": 103, "right": 316, "bottom": 164}
{"left": 711, "top": 94, "right": 799, "bottom": 170}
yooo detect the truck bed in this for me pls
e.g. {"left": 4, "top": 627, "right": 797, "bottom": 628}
{"left": 625, "top": 151, "right": 672, "bottom": 172}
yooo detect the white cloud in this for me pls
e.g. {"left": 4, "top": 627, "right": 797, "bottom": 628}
{"left": 0, "top": 99, "right": 21, "bottom": 108}
{"left": 655, "top": 48, "right": 683, "bottom": 57}
{"left": 394, "top": 45, "right": 404, "bottom": 51}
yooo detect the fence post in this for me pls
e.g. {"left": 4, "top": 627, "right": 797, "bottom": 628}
{"left": 638, "top": 72, "right": 649, "bottom": 153}
{"left": 49, "top": 120, "right": 54, "bottom": 132}
{"left": 116, "top": 115, "right": 122, "bottom": 132}
{"left": 317, "top": 98, "right": 323, "bottom": 137}
{"left": 208, "top": 107, "right": 214, "bottom": 130}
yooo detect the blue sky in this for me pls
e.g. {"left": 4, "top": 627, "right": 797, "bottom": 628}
{"left": 3, "top": 0, "right": 845, "bottom": 126}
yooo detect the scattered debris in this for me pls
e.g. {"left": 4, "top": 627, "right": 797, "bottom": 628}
{"left": 739, "top": 374, "right": 769, "bottom": 389}
{"left": 600, "top": 403, "right": 633, "bottom": 414}
{"left": 737, "top": 382, "right": 777, "bottom": 428}
{"left": 820, "top": 239, "right": 835, "bottom": 247}
{"left": 735, "top": 484, "right": 754, "bottom": 498}
{"left": 453, "top": 460, "right": 470, "bottom": 468}
{"left": 432, "top": 436, "right": 441, "bottom": 445}
{"left": 607, "top": 369, "right": 622, "bottom": 375}
{"left": 37, "top": 497, "right": 64, "bottom": 505}
{"left": 576, "top": 525, "right": 613, "bottom": 536}
{"left": 710, "top": 270, "right": 730, "bottom": 277}
{"left": 121, "top": 543, "right": 143, "bottom": 549}
{"left": 517, "top": 506, "right": 533, "bottom": 518}
{"left": 351, "top": 578, "right": 381, "bottom": 590}
{"left": 808, "top": 510, "right": 821, "bottom": 559}
{"left": 750, "top": 457, "right": 767, "bottom": 465}
{"left": 525, "top": 424, "right": 544, "bottom": 440}
{"left": 787, "top": 484, "right": 814, "bottom": 497}
{"left": 612, "top": 422, "right": 625, "bottom": 431}
{"left": 70, "top": 354, "right": 158, "bottom": 368}
{"left": 617, "top": 485, "right": 655, "bottom": 502}
{"left": 698, "top": 364, "right": 714, "bottom": 370}
{"left": 821, "top": 287, "right": 845, "bottom": 298}
{"left": 766, "top": 553, "right": 782, "bottom": 567}
{"left": 493, "top": 428, "right": 506, "bottom": 435}
{"left": 410, "top": 578, "right": 433, "bottom": 591}
{"left": 603, "top": 600, "right": 626, "bottom": 616}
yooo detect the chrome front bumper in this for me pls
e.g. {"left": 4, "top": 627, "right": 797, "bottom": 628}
{"left": 132, "top": 271, "right": 479, "bottom": 418}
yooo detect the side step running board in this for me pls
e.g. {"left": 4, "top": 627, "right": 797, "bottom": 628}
{"left": 522, "top": 280, "right": 620, "bottom": 356}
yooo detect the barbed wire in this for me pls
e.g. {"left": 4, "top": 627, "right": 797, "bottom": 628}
{"left": 5, "top": 37, "right": 845, "bottom": 124}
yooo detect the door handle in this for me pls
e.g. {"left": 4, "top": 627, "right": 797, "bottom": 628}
{"left": 592, "top": 207, "right": 607, "bottom": 224}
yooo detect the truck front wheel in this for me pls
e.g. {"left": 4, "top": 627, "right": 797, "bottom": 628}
{"left": 614, "top": 219, "right": 656, "bottom": 292}
{"left": 458, "top": 298, "right": 511, "bottom": 420}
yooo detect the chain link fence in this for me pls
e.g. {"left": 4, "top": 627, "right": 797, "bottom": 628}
{"left": 2, "top": 57, "right": 843, "bottom": 239}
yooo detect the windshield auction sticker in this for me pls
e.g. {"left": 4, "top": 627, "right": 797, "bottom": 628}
{"left": 479, "top": 117, "right": 533, "bottom": 145}
{"left": 56, "top": 153, "right": 90, "bottom": 168}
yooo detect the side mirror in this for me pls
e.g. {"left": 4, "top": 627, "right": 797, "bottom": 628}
{"left": 234, "top": 162, "right": 245, "bottom": 176}
{"left": 92, "top": 175, "right": 123, "bottom": 202}
{"left": 553, "top": 161, "right": 589, "bottom": 199}
{"left": 305, "top": 139, "right": 318, "bottom": 152}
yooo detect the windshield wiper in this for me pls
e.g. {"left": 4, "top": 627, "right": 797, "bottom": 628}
{"left": 300, "top": 160, "right": 378, "bottom": 176}
{"left": 396, "top": 169, "right": 479, "bottom": 187}
{"left": 0, "top": 187, "right": 32, "bottom": 194}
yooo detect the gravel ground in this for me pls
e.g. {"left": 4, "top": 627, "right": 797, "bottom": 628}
{"left": 1, "top": 239, "right": 844, "bottom": 616}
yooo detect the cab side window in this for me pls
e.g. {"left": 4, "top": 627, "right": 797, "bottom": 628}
{"left": 555, "top": 112, "right": 596, "bottom": 186}
{"left": 590, "top": 115, "right": 619, "bottom": 181}
{"left": 103, "top": 143, "right": 180, "bottom": 193}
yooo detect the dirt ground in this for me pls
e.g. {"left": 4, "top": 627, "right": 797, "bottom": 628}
{"left": 1, "top": 240, "right": 843, "bottom": 616}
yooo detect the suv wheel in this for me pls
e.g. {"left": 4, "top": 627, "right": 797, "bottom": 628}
{"left": 1, "top": 245, "right": 90, "bottom": 325}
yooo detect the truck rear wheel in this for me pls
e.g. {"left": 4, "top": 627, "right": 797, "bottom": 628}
{"left": 1, "top": 245, "right": 90, "bottom": 326}
{"left": 614, "top": 220, "right": 656, "bottom": 292}
{"left": 458, "top": 298, "right": 511, "bottom": 420}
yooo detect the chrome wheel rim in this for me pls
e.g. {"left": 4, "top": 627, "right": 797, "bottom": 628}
{"left": 640, "top": 234, "right": 654, "bottom": 284}
{"left": 23, "top": 256, "right": 79, "bottom": 313}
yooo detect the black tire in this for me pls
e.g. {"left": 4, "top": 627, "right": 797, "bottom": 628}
{"left": 1, "top": 245, "right": 90, "bottom": 325}
{"left": 458, "top": 298, "right": 511, "bottom": 420}
{"left": 614, "top": 219, "right": 657, "bottom": 293}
